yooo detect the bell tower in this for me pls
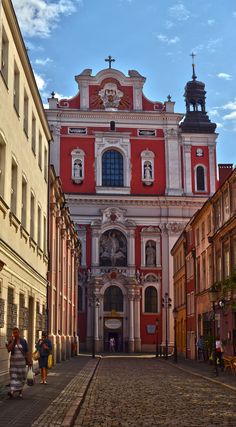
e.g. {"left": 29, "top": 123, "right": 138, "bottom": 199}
{"left": 180, "top": 54, "right": 216, "bottom": 133}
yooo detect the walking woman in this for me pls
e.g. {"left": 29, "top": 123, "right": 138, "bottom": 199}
{"left": 6, "top": 327, "right": 31, "bottom": 398}
{"left": 36, "top": 331, "right": 52, "bottom": 384}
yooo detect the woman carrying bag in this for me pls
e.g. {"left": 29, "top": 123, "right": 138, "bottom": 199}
{"left": 36, "top": 331, "right": 52, "bottom": 384}
{"left": 6, "top": 327, "right": 32, "bottom": 398}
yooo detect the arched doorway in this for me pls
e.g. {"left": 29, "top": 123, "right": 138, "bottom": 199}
{"left": 103, "top": 285, "right": 124, "bottom": 352}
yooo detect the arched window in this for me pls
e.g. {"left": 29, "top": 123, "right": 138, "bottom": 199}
{"left": 78, "top": 286, "right": 83, "bottom": 312}
{"left": 145, "top": 286, "right": 157, "bottom": 313}
{"left": 104, "top": 286, "right": 123, "bottom": 312}
{"left": 102, "top": 150, "right": 123, "bottom": 187}
{"left": 196, "top": 165, "right": 205, "bottom": 191}
{"left": 74, "top": 159, "right": 83, "bottom": 179}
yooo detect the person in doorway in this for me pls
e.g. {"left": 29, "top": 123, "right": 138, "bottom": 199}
{"left": 109, "top": 336, "right": 116, "bottom": 352}
{"left": 36, "top": 331, "right": 52, "bottom": 384}
{"left": 6, "top": 327, "right": 31, "bottom": 398}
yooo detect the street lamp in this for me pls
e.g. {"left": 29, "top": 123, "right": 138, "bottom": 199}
{"left": 155, "top": 318, "right": 159, "bottom": 358}
{"left": 209, "top": 285, "right": 218, "bottom": 376}
{"left": 162, "top": 292, "right": 172, "bottom": 360}
{"left": 173, "top": 307, "right": 178, "bottom": 363}
{"left": 92, "top": 297, "right": 100, "bottom": 359}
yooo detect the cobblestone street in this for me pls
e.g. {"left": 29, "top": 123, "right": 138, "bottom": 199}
{"left": 74, "top": 357, "right": 236, "bottom": 427}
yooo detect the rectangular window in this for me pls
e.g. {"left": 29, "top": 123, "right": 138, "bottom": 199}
{"left": 190, "top": 292, "right": 194, "bottom": 314}
{"left": 1, "top": 26, "right": 9, "bottom": 85}
{"left": 216, "top": 251, "right": 221, "bottom": 282}
{"left": 223, "top": 191, "right": 230, "bottom": 222}
{"left": 38, "top": 132, "right": 42, "bottom": 169}
{"left": 0, "top": 141, "right": 6, "bottom": 197}
{"left": 23, "top": 91, "right": 29, "bottom": 136}
{"left": 224, "top": 246, "right": 230, "bottom": 278}
{"left": 201, "top": 222, "right": 205, "bottom": 241}
{"left": 202, "top": 252, "right": 206, "bottom": 290}
{"left": 21, "top": 176, "right": 27, "bottom": 228}
{"left": 43, "top": 216, "right": 47, "bottom": 253}
{"left": 13, "top": 62, "right": 20, "bottom": 114}
{"left": 37, "top": 205, "right": 41, "bottom": 248}
{"left": 196, "top": 257, "right": 200, "bottom": 293}
{"left": 31, "top": 114, "right": 36, "bottom": 154}
{"left": 44, "top": 147, "right": 48, "bottom": 181}
{"left": 11, "top": 158, "right": 18, "bottom": 215}
{"left": 30, "top": 192, "right": 35, "bottom": 239}
{"left": 208, "top": 252, "right": 212, "bottom": 287}
{"left": 207, "top": 214, "right": 211, "bottom": 234}
{"left": 196, "top": 228, "right": 200, "bottom": 246}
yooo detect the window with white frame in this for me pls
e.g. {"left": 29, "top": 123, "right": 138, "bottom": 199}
{"left": 71, "top": 149, "right": 85, "bottom": 184}
{"left": 144, "top": 286, "right": 158, "bottom": 313}
{"left": 0, "top": 137, "right": 6, "bottom": 198}
{"left": 141, "top": 149, "right": 155, "bottom": 185}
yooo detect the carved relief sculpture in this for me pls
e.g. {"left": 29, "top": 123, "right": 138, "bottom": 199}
{"left": 99, "top": 230, "right": 127, "bottom": 267}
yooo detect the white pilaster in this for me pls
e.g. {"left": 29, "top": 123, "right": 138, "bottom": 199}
{"left": 134, "top": 294, "right": 141, "bottom": 352}
{"left": 183, "top": 143, "right": 192, "bottom": 195}
{"left": 91, "top": 230, "right": 100, "bottom": 266}
{"left": 164, "top": 128, "right": 182, "bottom": 195}
{"left": 127, "top": 229, "right": 135, "bottom": 266}
{"left": 209, "top": 145, "right": 216, "bottom": 195}
{"left": 129, "top": 294, "right": 134, "bottom": 352}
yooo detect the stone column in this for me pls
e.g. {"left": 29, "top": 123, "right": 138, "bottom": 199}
{"left": 128, "top": 291, "right": 135, "bottom": 352}
{"left": 183, "top": 143, "right": 192, "bottom": 195}
{"left": 134, "top": 292, "right": 141, "bottom": 352}
{"left": 127, "top": 229, "right": 136, "bottom": 266}
{"left": 91, "top": 229, "right": 100, "bottom": 267}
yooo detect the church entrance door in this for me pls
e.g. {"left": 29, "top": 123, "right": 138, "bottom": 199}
{"left": 104, "top": 317, "right": 123, "bottom": 352}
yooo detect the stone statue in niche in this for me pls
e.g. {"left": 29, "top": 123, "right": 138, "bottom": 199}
{"left": 146, "top": 241, "right": 156, "bottom": 267}
{"left": 100, "top": 230, "right": 127, "bottom": 267}
{"left": 144, "top": 162, "right": 152, "bottom": 179}
{"left": 74, "top": 159, "right": 83, "bottom": 178}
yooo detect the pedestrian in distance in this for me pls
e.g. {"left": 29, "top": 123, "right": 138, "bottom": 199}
{"left": 109, "top": 336, "right": 116, "bottom": 352}
{"left": 5, "top": 327, "right": 32, "bottom": 398}
{"left": 36, "top": 331, "right": 52, "bottom": 384}
{"left": 215, "top": 336, "right": 224, "bottom": 371}
{"left": 197, "top": 335, "right": 206, "bottom": 361}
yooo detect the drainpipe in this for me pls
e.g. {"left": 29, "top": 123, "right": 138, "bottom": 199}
{"left": 46, "top": 139, "right": 52, "bottom": 336}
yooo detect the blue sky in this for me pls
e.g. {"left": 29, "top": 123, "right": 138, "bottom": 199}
{"left": 13, "top": 0, "right": 236, "bottom": 165}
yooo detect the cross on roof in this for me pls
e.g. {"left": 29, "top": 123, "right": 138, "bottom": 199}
{"left": 105, "top": 55, "right": 115, "bottom": 69}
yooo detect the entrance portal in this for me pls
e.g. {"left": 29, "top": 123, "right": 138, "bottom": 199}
{"left": 104, "top": 317, "right": 123, "bottom": 352}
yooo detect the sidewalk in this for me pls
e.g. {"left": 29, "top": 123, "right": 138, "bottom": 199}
{"left": 0, "top": 355, "right": 92, "bottom": 427}
{"left": 166, "top": 356, "right": 236, "bottom": 390}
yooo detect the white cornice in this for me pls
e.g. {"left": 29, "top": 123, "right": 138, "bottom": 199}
{"left": 65, "top": 193, "right": 207, "bottom": 208}
{"left": 46, "top": 109, "right": 183, "bottom": 125}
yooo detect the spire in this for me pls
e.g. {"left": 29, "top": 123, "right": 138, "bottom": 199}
{"left": 190, "top": 52, "right": 197, "bottom": 81}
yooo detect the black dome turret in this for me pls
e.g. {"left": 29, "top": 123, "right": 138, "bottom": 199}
{"left": 180, "top": 56, "right": 216, "bottom": 133}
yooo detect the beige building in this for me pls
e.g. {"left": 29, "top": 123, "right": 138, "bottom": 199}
{"left": 0, "top": 0, "right": 51, "bottom": 383}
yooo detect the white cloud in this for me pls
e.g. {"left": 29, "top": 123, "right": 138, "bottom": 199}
{"left": 35, "top": 57, "right": 53, "bottom": 66}
{"left": 34, "top": 72, "right": 47, "bottom": 91}
{"left": 206, "top": 38, "right": 222, "bottom": 53}
{"left": 209, "top": 109, "right": 219, "bottom": 117}
{"left": 222, "top": 99, "right": 236, "bottom": 110}
{"left": 233, "top": 12, "right": 236, "bottom": 17}
{"left": 155, "top": 34, "right": 180, "bottom": 45}
{"left": 207, "top": 19, "right": 215, "bottom": 26}
{"left": 217, "top": 73, "right": 232, "bottom": 81}
{"left": 12, "top": 0, "right": 81, "bottom": 38}
{"left": 216, "top": 122, "right": 223, "bottom": 128}
{"left": 223, "top": 111, "right": 236, "bottom": 121}
{"left": 165, "top": 20, "right": 174, "bottom": 29}
{"left": 169, "top": 3, "right": 191, "bottom": 21}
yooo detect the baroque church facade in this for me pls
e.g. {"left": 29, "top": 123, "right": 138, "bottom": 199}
{"left": 46, "top": 60, "right": 217, "bottom": 352}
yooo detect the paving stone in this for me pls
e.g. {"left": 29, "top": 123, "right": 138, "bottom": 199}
{"left": 74, "top": 357, "right": 236, "bottom": 427}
